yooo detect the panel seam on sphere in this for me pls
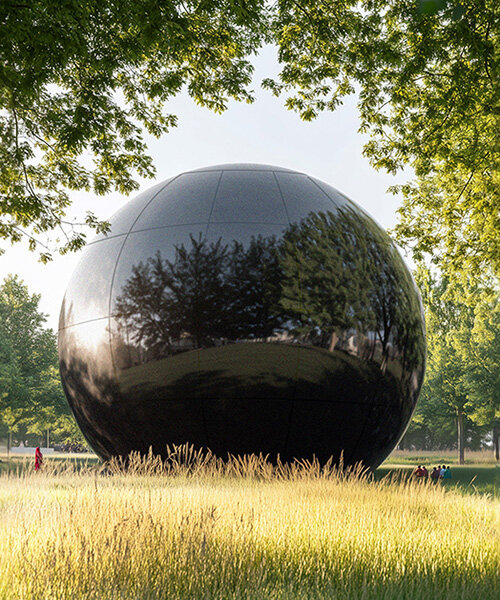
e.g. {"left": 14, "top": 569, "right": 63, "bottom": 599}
{"left": 107, "top": 175, "right": 182, "bottom": 396}
{"left": 272, "top": 170, "right": 298, "bottom": 459}
{"left": 307, "top": 177, "right": 341, "bottom": 209}
{"left": 201, "top": 171, "right": 224, "bottom": 447}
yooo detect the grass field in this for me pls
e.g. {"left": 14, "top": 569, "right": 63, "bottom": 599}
{"left": 0, "top": 448, "right": 498, "bottom": 599}
{"left": 386, "top": 448, "right": 495, "bottom": 465}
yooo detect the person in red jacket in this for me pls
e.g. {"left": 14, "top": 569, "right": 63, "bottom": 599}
{"left": 34, "top": 446, "right": 43, "bottom": 472}
{"left": 413, "top": 465, "right": 424, "bottom": 478}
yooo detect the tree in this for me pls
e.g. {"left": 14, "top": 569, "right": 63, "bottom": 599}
{"left": 279, "top": 207, "right": 424, "bottom": 376}
{"left": 406, "top": 268, "right": 499, "bottom": 461}
{"left": 114, "top": 235, "right": 232, "bottom": 358}
{"left": 0, "top": 0, "right": 267, "bottom": 259}
{"left": 0, "top": 275, "right": 78, "bottom": 445}
{"left": 280, "top": 209, "right": 373, "bottom": 351}
{"left": 403, "top": 273, "right": 469, "bottom": 459}
{"left": 271, "top": 0, "right": 500, "bottom": 457}
{"left": 225, "top": 235, "right": 284, "bottom": 340}
{"left": 3, "top": 1, "right": 498, "bottom": 277}
{"left": 454, "top": 290, "right": 500, "bottom": 458}
{"left": 266, "top": 0, "right": 499, "bottom": 280}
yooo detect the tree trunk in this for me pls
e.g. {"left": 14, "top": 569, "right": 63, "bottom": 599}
{"left": 494, "top": 424, "right": 499, "bottom": 462}
{"left": 329, "top": 331, "right": 338, "bottom": 353}
{"left": 457, "top": 407, "right": 465, "bottom": 465}
{"left": 380, "top": 353, "right": 388, "bottom": 374}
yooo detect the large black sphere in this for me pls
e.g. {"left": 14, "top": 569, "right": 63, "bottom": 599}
{"left": 59, "top": 164, "right": 426, "bottom": 468}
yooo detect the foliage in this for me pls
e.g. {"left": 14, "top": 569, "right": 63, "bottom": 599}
{"left": 401, "top": 268, "right": 499, "bottom": 456}
{"left": 453, "top": 287, "right": 500, "bottom": 455}
{"left": 0, "top": 275, "right": 81, "bottom": 444}
{"left": 113, "top": 215, "right": 425, "bottom": 391}
{"left": 2, "top": 1, "right": 498, "bottom": 280}
{"left": 0, "top": 0, "right": 267, "bottom": 259}
{"left": 266, "top": 0, "right": 500, "bottom": 280}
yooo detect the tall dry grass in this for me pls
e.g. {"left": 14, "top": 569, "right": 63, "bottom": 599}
{"left": 0, "top": 445, "right": 498, "bottom": 599}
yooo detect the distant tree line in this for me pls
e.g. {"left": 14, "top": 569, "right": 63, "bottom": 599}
{"left": 399, "top": 270, "right": 499, "bottom": 461}
{"left": 113, "top": 208, "right": 424, "bottom": 382}
{"left": 0, "top": 275, "right": 85, "bottom": 449}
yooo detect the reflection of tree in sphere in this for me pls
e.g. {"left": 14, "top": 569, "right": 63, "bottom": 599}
{"left": 58, "top": 164, "right": 426, "bottom": 468}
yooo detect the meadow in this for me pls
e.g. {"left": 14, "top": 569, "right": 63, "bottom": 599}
{"left": 0, "top": 447, "right": 498, "bottom": 599}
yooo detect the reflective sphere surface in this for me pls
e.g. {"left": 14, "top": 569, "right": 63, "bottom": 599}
{"left": 59, "top": 164, "right": 426, "bottom": 468}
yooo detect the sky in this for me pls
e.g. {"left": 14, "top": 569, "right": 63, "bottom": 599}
{"left": 0, "top": 46, "right": 411, "bottom": 331}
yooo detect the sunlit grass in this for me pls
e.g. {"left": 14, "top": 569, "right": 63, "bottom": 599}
{"left": 0, "top": 446, "right": 498, "bottom": 599}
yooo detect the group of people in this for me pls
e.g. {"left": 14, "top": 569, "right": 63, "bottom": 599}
{"left": 413, "top": 464, "right": 452, "bottom": 481}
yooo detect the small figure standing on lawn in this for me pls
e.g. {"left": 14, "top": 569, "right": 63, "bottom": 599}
{"left": 34, "top": 446, "right": 43, "bottom": 472}
{"left": 443, "top": 466, "right": 452, "bottom": 480}
{"left": 413, "top": 465, "right": 425, "bottom": 478}
{"left": 430, "top": 466, "right": 440, "bottom": 481}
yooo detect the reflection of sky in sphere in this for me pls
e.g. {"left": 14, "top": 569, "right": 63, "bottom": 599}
{"left": 59, "top": 165, "right": 426, "bottom": 467}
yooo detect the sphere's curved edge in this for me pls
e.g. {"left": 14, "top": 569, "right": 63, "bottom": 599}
{"left": 187, "top": 162, "right": 299, "bottom": 173}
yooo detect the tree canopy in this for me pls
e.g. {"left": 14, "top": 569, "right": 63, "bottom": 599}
{"left": 0, "top": 0, "right": 266, "bottom": 260}
{"left": 266, "top": 0, "right": 499, "bottom": 280}
{"left": 1, "top": 1, "right": 498, "bottom": 276}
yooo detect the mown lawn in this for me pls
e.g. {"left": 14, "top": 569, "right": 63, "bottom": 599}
{"left": 376, "top": 464, "right": 498, "bottom": 497}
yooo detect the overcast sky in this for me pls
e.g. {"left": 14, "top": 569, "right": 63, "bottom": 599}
{"left": 0, "top": 46, "right": 411, "bottom": 331}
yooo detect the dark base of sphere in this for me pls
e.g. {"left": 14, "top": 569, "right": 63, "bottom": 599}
{"left": 60, "top": 343, "right": 414, "bottom": 469}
